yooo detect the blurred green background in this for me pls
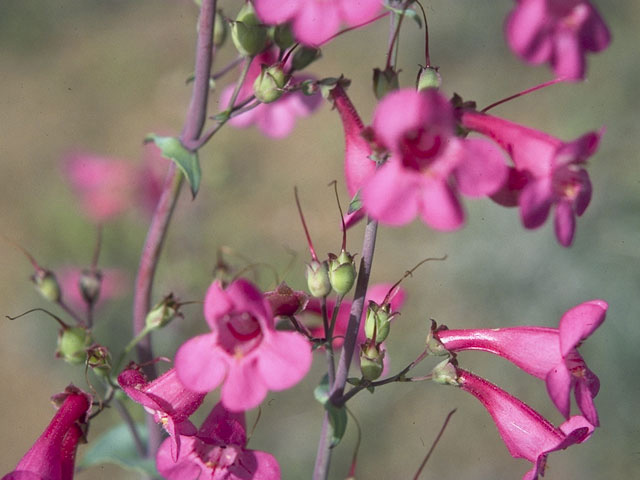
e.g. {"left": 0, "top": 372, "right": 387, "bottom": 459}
{"left": 1, "top": 0, "right": 638, "bottom": 478}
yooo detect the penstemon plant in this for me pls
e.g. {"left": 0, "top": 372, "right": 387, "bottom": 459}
{"left": 2, "top": 0, "right": 614, "bottom": 479}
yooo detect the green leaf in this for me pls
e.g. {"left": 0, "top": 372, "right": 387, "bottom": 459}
{"left": 78, "top": 423, "right": 159, "bottom": 477}
{"left": 314, "top": 374, "right": 348, "bottom": 447}
{"left": 347, "top": 190, "right": 362, "bottom": 214}
{"left": 145, "top": 134, "right": 201, "bottom": 198}
{"left": 385, "top": 5, "right": 423, "bottom": 28}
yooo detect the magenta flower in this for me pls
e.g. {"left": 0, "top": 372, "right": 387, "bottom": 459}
{"left": 461, "top": 110, "right": 602, "bottom": 246}
{"left": 506, "top": 0, "right": 611, "bottom": 80}
{"left": 57, "top": 267, "right": 128, "bottom": 312}
{"left": 156, "top": 402, "right": 280, "bottom": 480}
{"left": 3, "top": 386, "right": 91, "bottom": 480}
{"left": 456, "top": 369, "right": 594, "bottom": 480}
{"left": 118, "top": 367, "right": 205, "bottom": 460}
{"left": 254, "top": 0, "right": 382, "bottom": 46}
{"left": 360, "top": 89, "right": 508, "bottom": 231}
{"left": 175, "top": 278, "right": 312, "bottom": 411}
{"left": 220, "top": 49, "right": 321, "bottom": 139}
{"left": 431, "top": 299, "right": 607, "bottom": 426}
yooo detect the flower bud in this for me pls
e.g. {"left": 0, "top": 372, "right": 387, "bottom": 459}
{"left": 292, "top": 47, "right": 321, "bottom": 72}
{"left": 328, "top": 250, "right": 356, "bottom": 296}
{"left": 265, "top": 282, "right": 309, "bottom": 317}
{"left": 360, "top": 343, "right": 384, "bottom": 381}
{"left": 431, "top": 358, "right": 459, "bottom": 386}
{"left": 79, "top": 269, "right": 102, "bottom": 306}
{"left": 306, "top": 260, "right": 332, "bottom": 298}
{"left": 425, "top": 319, "right": 448, "bottom": 355}
{"left": 273, "top": 24, "right": 295, "bottom": 50}
{"left": 300, "top": 79, "right": 318, "bottom": 96}
{"left": 145, "top": 293, "right": 180, "bottom": 330}
{"left": 373, "top": 67, "right": 399, "bottom": 100}
{"left": 253, "top": 64, "right": 287, "bottom": 103}
{"left": 364, "top": 301, "right": 393, "bottom": 344}
{"left": 56, "top": 326, "right": 92, "bottom": 365}
{"left": 86, "top": 344, "right": 111, "bottom": 377}
{"left": 230, "top": 3, "right": 268, "bottom": 57}
{"left": 31, "top": 270, "right": 61, "bottom": 303}
{"left": 213, "top": 9, "right": 228, "bottom": 47}
{"left": 416, "top": 66, "right": 442, "bottom": 91}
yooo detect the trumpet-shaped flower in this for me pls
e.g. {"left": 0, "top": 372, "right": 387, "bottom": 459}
{"left": 2, "top": 386, "right": 91, "bottom": 480}
{"left": 456, "top": 369, "right": 594, "bottom": 480}
{"left": 254, "top": 0, "right": 382, "bottom": 46}
{"left": 506, "top": 0, "right": 611, "bottom": 80}
{"left": 361, "top": 89, "right": 508, "bottom": 231}
{"left": 118, "top": 367, "right": 206, "bottom": 461}
{"left": 156, "top": 402, "right": 280, "bottom": 480}
{"left": 461, "top": 109, "right": 602, "bottom": 246}
{"left": 430, "top": 299, "right": 607, "bottom": 425}
{"left": 175, "top": 278, "right": 312, "bottom": 411}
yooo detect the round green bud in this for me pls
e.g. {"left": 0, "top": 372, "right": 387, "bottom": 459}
{"left": 373, "top": 66, "right": 399, "bottom": 100}
{"left": 431, "top": 358, "right": 459, "bottom": 386}
{"left": 416, "top": 66, "right": 442, "bottom": 91}
{"left": 306, "top": 260, "right": 332, "bottom": 298}
{"left": 231, "top": 3, "right": 268, "bottom": 57}
{"left": 360, "top": 344, "right": 384, "bottom": 381}
{"left": 80, "top": 269, "right": 102, "bottom": 305}
{"left": 56, "top": 327, "right": 91, "bottom": 365}
{"left": 213, "top": 10, "right": 228, "bottom": 47}
{"left": 328, "top": 250, "right": 356, "bottom": 296}
{"left": 145, "top": 293, "right": 180, "bottom": 330}
{"left": 273, "top": 24, "right": 295, "bottom": 50}
{"left": 32, "top": 270, "right": 61, "bottom": 303}
{"left": 253, "top": 64, "right": 287, "bottom": 103}
{"left": 364, "top": 302, "right": 392, "bottom": 344}
{"left": 292, "top": 47, "right": 321, "bottom": 72}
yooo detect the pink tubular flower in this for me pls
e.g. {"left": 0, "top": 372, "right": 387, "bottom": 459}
{"left": 461, "top": 110, "right": 602, "bottom": 246}
{"left": 254, "top": 0, "right": 382, "bottom": 46}
{"left": 361, "top": 89, "right": 508, "bottom": 231}
{"left": 118, "top": 367, "right": 205, "bottom": 460}
{"left": 3, "top": 386, "right": 91, "bottom": 480}
{"left": 175, "top": 278, "right": 312, "bottom": 411}
{"left": 456, "top": 369, "right": 594, "bottom": 480}
{"left": 220, "top": 49, "right": 321, "bottom": 139}
{"left": 506, "top": 0, "right": 611, "bottom": 80}
{"left": 430, "top": 299, "right": 607, "bottom": 426}
{"left": 157, "top": 402, "right": 280, "bottom": 480}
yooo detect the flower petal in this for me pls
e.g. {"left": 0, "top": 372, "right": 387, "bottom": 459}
{"left": 546, "top": 362, "right": 573, "bottom": 419}
{"left": 558, "top": 299, "right": 607, "bottom": 356}
{"left": 453, "top": 138, "right": 508, "bottom": 197}
{"left": 292, "top": 0, "right": 341, "bottom": 46}
{"left": 519, "top": 177, "right": 553, "bottom": 229}
{"left": 222, "top": 360, "right": 268, "bottom": 411}
{"left": 257, "top": 331, "right": 312, "bottom": 390}
{"left": 418, "top": 179, "right": 465, "bottom": 231}
{"left": 175, "top": 334, "right": 228, "bottom": 393}
{"left": 253, "top": 0, "right": 300, "bottom": 25}
{"left": 554, "top": 199, "right": 576, "bottom": 247}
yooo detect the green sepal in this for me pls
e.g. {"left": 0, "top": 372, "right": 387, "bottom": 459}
{"left": 347, "top": 190, "right": 362, "bottom": 214}
{"left": 314, "top": 374, "right": 348, "bottom": 447}
{"left": 384, "top": 4, "right": 423, "bottom": 28}
{"left": 144, "top": 134, "right": 201, "bottom": 198}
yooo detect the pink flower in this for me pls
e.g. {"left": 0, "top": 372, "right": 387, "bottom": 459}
{"left": 156, "top": 402, "right": 280, "bottom": 480}
{"left": 3, "top": 386, "right": 91, "bottom": 480}
{"left": 57, "top": 267, "right": 128, "bottom": 312}
{"left": 506, "top": 0, "right": 611, "bottom": 80}
{"left": 254, "top": 0, "right": 382, "bottom": 46}
{"left": 118, "top": 367, "right": 206, "bottom": 460}
{"left": 456, "top": 369, "right": 594, "bottom": 480}
{"left": 461, "top": 110, "right": 602, "bottom": 246}
{"left": 220, "top": 49, "right": 322, "bottom": 139}
{"left": 136, "top": 143, "right": 171, "bottom": 215}
{"left": 361, "top": 89, "right": 508, "bottom": 231}
{"left": 175, "top": 278, "right": 312, "bottom": 411}
{"left": 431, "top": 299, "right": 607, "bottom": 426}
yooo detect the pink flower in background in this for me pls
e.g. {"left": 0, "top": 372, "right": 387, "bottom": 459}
{"left": 118, "top": 368, "right": 205, "bottom": 461}
{"left": 136, "top": 143, "right": 170, "bottom": 215}
{"left": 156, "top": 402, "right": 280, "bottom": 480}
{"left": 461, "top": 110, "right": 602, "bottom": 246}
{"left": 506, "top": 0, "right": 611, "bottom": 80}
{"left": 254, "top": 0, "right": 383, "bottom": 46}
{"left": 361, "top": 89, "right": 507, "bottom": 231}
{"left": 57, "top": 267, "right": 128, "bottom": 312}
{"left": 220, "top": 49, "right": 322, "bottom": 139}
{"left": 456, "top": 369, "right": 594, "bottom": 480}
{"left": 175, "top": 278, "right": 312, "bottom": 411}
{"left": 2, "top": 386, "right": 91, "bottom": 480}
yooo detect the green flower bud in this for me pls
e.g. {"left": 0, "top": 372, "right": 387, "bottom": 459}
{"left": 56, "top": 326, "right": 91, "bottom": 365}
{"left": 213, "top": 10, "right": 228, "bottom": 47}
{"left": 79, "top": 269, "right": 102, "bottom": 306}
{"left": 364, "top": 301, "right": 394, "bottom": 344}
{"left": 86, "top": 344, "right": 111, "bottom": 377}
{"left": 145, "top": 293, "right": 181, "bottom": 330}
{"left": 253, "top": 64, "right": 287, "bottom": 103}
{"left": 360, "top": 343, "right": 384, "bottom": 381}
{"left": 32, "top": 270, "right": 61, "bottom": 303}
{"left": 425, "top": 319, "right": 448, "bottom": 356}
{"left": 431, "top": 358, "right": 459, "bottom": 386}
{"left": 292, "top": 47, "right": 321, "bottom": 72}
{"left": 273, "top": 24, "right": 295, "bottom": 50}
{"left": 231, "top": 3, "right": 268, "bottom": 57}
{"left": 306, "top": 260, "right": 332, "bottom": 298}
{"left": 373, "top": 66, "right": 399, "bottom": 100}
{"left": 328, "top": 250, "right": 356, "bottom": 296}
{"left": 416, "top": 66, "right": 442, "bottom": 91}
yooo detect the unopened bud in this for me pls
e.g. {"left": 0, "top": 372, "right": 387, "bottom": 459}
{"left": 300, "top": 79, "right": 318, "bottom": 96}
{"left": 425, "top": 319, "right": 448, "bottom": 356}
{"left": 328, "top": 250, "right": 356, "bottom": 296}
{"left": 231, "top": 3, "right": 268, "bottom": 57}
{"left": 57, "top": 326, "right": 92, "bottom": 365}
{"left": 416, "top": 66, "right": 442, "bottom": 91}
{"left": 306, "top": 260, "right": 332, "bottom": 298}
{"left": 273, "top": 24, "right": 295, "bottom": 50}
{"left": 213, "top": 10, "right": 228, "bottom": 47}
{"left": 253, "top": 64, "right": 287, "bottom": 103}
{"left": 32, "top": 270, "right": 61, "bottom": 303}
{"left": 79, "top": 269, "right": 102, "bottom": 306}
{"left": 431, "top": 358, "right": 459, "bottom": 386}
{"left": 265, "top": 282, "right": 309, "bottom": 317}
{"left": 145, "top": 293, "right": 181, "bottom": 330}
{"left": 86, "top": 344, "right": 111, "bottom": 377}
{"left": 364, "top": 301, "right": 394, "bottom": 344}
{"left": 292, "top": 47, "right": 321, "bottom": 72}
{"left": 373, "top": 67, "right": 399, "bottom": 100}
{"left": 360, "top": 343, "right": 384, "bottom": 381}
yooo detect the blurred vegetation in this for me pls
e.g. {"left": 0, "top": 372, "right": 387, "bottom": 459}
{"left": 1, "top": 0, "right": 638, "bottom": 478}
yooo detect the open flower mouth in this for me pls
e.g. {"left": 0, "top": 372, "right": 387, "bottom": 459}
{"left": 218, "top": 312, "right": 264, "bottom": 355}
{"left": 401, "top": 129, "right": 444, "bottom": 171}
